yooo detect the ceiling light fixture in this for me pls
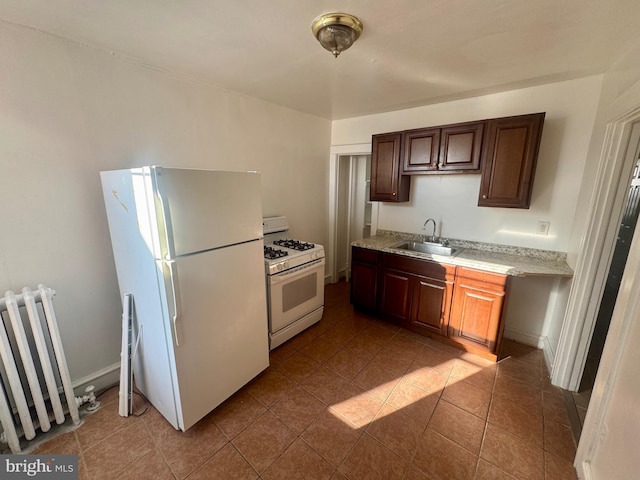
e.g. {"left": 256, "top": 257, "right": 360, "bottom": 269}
{"left": 311, "top": 12, "right": 363, "bottom": 58}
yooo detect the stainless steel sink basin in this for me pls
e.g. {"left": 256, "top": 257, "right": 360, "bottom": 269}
{"left": 396, "top": 242, "right": 460, "bottom": 257}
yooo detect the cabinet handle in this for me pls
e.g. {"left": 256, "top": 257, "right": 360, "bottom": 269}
{"left": 482, "top": 194, "right": 487, "bottom": 199}
{"left": 392, "top": 192, "right": 396, "bottom": 196}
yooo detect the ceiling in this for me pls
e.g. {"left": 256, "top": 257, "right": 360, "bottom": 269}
{"left": 1, "top": 0, "right": 639, "bottom": 120}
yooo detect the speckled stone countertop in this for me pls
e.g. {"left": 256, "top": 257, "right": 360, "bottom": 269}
{"left": 351, "top": 230, "right": 574, "bottom": 277}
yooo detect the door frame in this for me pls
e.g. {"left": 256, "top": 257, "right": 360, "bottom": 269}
{"left": 552, "top": 108, "right": 640, "bottom": 390}
{"left": 328, "top": 143, "right": 377, "bottom": 283}
{"left": 574, "top": 120, "right": 640, "bottom": 478}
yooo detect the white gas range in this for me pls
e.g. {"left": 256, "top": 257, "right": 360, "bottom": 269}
{"left": 262, "top": 216, "right": 325, "bottom": 349}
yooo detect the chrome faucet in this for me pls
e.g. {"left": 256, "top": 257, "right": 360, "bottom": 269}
{"left": 422, "top": 218, "right": 437, "bottom": 243}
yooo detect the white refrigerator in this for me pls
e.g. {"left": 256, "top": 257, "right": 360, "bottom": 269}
{"left": 100, "top": 166, "right": 269, "bottom": 431}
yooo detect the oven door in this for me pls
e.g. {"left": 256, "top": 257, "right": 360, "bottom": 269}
{"left": 268, "top": 258, "right": 325, "bottom": 333}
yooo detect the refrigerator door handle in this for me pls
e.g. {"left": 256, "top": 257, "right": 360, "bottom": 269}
{"left": 165, "top": 259, "right": 183, "bottom": 347}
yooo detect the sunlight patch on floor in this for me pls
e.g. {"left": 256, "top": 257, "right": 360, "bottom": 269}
{"left": 326, "top": 355, "right": 491, "bottom": 428}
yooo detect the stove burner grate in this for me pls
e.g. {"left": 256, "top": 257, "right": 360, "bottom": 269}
{"left": 264, "top": 246, "right": 288, "bottom": 259}
{"left": 273, "top": 239, "right": 315, "bottom": 251}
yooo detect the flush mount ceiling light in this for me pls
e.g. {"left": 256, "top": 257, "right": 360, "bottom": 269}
{"left": 311, "top": 12, "right": 363, "bottom": 58}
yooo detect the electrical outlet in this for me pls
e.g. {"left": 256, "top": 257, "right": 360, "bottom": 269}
{"left": 536, "top": 221, "right": 550, "bottom": 235}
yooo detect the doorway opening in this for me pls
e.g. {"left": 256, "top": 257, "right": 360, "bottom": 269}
{"left": 334, "top": 154, "right": 374, "bottom": 282}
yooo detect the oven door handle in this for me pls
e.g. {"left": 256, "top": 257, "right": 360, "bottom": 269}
{"left": 270, "top": 258, "right": 325, "bottom": 285}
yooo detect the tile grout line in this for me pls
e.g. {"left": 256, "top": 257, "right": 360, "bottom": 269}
{"left": 475, "top": 363, "right": 498, "bottom": 479}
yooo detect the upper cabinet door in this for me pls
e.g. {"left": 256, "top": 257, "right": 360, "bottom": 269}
{"left": 438, "top": 122, "right": 485, "bottom": 172}
{"left": 371, "top": 132, "right": 410, "bottom": 202}
{"left": 478, "top": 113, "right": 545, "bottom": 208}
{"left": 402, "top": 128, "right": 440, "bottom": 173}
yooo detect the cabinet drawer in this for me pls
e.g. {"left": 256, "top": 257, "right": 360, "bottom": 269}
{"left": 455, "top": 267, "right": 509, "bottom": 292}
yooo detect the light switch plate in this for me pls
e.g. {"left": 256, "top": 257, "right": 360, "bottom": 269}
{"left": 537, "top": 221, "right": 550, "bottom": 235}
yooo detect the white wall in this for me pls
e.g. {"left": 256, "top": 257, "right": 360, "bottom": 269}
{"left": 330, "top": 77, "right": 603, "bottom": 360}
{"left": 0, "top": 22, "right": 331, "bottom": 391}
{"left": 332, "top": 76, "right": 602, "bottom": 253}
{"left": 504, "top": 276, "right": 572, "bottom": 361}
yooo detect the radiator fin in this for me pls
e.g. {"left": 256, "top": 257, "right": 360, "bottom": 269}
{"left": 0, "top": 285, "right": 79, "bottom": 453}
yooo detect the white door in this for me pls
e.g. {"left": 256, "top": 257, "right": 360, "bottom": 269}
{"left": 168, "top": 240, "right": 269, "bottom": 430}
{"left": 100, "top": 168, "right": 179, "bottom": 428}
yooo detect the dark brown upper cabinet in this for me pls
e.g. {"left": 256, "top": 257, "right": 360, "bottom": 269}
{"left": 371, "top": 112, "right": 545, "bottom": 204}
{"left": 439, "top": 122, "right": 485, "bottom": 172}
{"left": 478, "top": 113, "right": 545, "bottom": 208}
{"left": 402, "top": 122, "right": 484, "bottom": 175}
{"left": 371, "top": 132, "right": 410, "bottom": 202}
{"left": 402, "top": 127, "right": 440, "bottom": 173}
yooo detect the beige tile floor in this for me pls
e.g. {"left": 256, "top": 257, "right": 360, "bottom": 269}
{"left": 31, "top": 281, "right": 578, "bottom": 479}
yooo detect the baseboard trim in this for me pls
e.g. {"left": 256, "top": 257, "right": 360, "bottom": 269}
{"left": 504, "top": 330, "right": 556, "bottom": 376}
{"left": 503, "top": 329, "right": 543, "bottom": 348}
{"left": 543, "top": 335, "right": 556, "bottom": 374}
{"left": 72, "top": 362, "right": 120, "bottom": 396}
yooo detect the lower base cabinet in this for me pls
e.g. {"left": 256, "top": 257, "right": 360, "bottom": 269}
{"left": 351, "top": 247, "right": 510, "bottom": 361}
{"left": 412, "top": 274, "right": 453, "bottom": 337}
{"left": 379, "top": 252, "right": 455, "bottom": 337}
{"left": 379, "top": 268, "right": 412, "bottom": 325}
{"left": 449, "top": 267, "right": 510, "bottom": 360}
{"left": 350, "top": 247, "right": 379, "bottom": 313}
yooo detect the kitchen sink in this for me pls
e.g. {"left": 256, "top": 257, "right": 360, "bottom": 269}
{"left": 395, "top": 242, "right": 460, "bottom": 257}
